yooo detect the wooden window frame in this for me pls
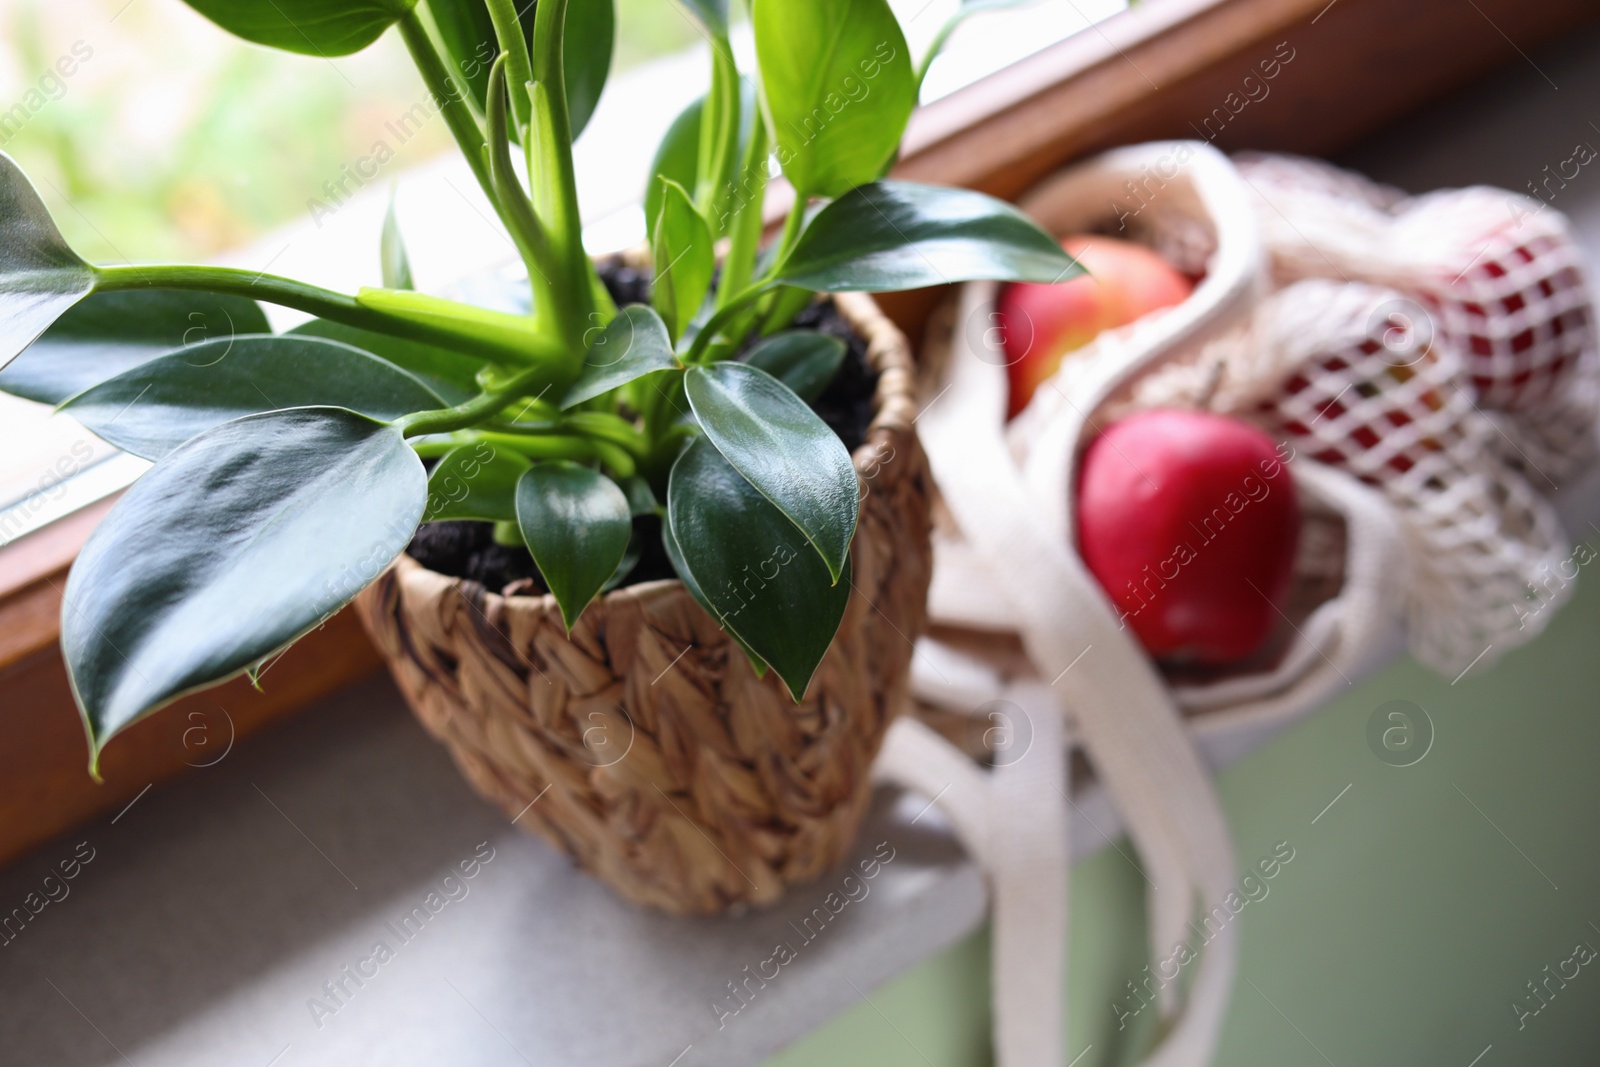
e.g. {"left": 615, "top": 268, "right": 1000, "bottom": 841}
{"left": 1, "top": 0, "right": 1594, "bottom": 867}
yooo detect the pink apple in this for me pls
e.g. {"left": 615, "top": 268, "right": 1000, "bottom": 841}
{"left": 999, "top": 235, "right": 1194, "bottom": 418}
{"left": 1076, "top": 409, "right": 1300, "bottom": 665}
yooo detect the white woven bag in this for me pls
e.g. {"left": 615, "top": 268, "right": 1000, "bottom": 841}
{"left": 871, "top": 141, "right": 1596, "bottom": 1067}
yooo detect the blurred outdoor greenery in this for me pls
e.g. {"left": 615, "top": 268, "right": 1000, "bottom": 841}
{"left": 0, "top": 0, "right": 706, "bottom": 265}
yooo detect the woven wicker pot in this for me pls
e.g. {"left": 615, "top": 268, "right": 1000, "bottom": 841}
{"left": 356, "top": 292, "right": 932, "bottom": 915}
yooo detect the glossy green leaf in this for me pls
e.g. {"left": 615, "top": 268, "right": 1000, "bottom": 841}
{"left": 743, "top": 331, "right": 847, "bottom": 404}
{"left": 0, "top": 152, "right": 94, "bottom": 374}
{"left": 644, "top": 79, "right": 756, "bottom": 238}
{"left": 515, "top": 461, "right": 631, "bottom": 629}
{"left": 560, "top": 304, "right": 677, "bottom": 409}
{"left": 652, "top": 180, "right": 715, "bottom": 343}
{"left": 424, "top": 442, "right": 531, "bottom": 522}
{"left": 177, "top": 0, "right": 416, "bottom": 55}
{"left": 660, "top": 514, "right": 765, "bottom": 675}
{"left": 600, "top": 525, "right": 643, "bottom": 592}
{"left": 674, "top": 0, "right": 728, "bottom": 35}
{"left": 753, "top": 0, "right": 915, "bottom": 199}
{"left": 432, "top": 0, "right": 614, "bottom": 138}
{"left": 620, "top": 475, "right": 659, "bottom": 517}
{"left": 63, "top": 408, "right": 427, "bottom": 757}
{"left": 288, "top": 318, "right": 484, "bottom": 404}
{"left": 757, "top": 284, "right": 819, "bottom": 339}
{"left": 684, "top": 362, "right": 857, "bottom": 582}
{"left": 431, "top": 0, "right": 504, "bottom": 108}
{"left": 563, "top": 0, "right": 617, "bottom": 139}
{"left": 61, "top": 335, "right": 443, "bottom": 460}
{"left": 0, "top": 290, "right": 269, "bottom": 405}
{"left": 646, "top": 96, "right": 706, "bottom": 241}
{"left": 777, "top": 180, "right": 1083, "bottom": 292}
{"left": 668, "top": 436, "right": 848, "bottom": 698}
{"left": 356, "top": 286, "right": 549, "bottom": 360}
{"left": 697, "top": 38, "right": 742, "bottom": 229}
{"left": 381, "top": 194, "right": 414, "bottom": 290}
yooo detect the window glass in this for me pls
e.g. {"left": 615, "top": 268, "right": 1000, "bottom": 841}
{"left": 0, "top": 0, "right": 1129, "bottom": 547}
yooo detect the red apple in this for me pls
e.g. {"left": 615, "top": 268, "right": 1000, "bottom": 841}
{"left": 999, "top": 235, "right": 1194, "bottom": 418}
{"left": 1076, "top": 409, "right": 1300, "bottom": 665}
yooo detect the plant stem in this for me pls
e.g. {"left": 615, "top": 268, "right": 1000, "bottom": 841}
{"left": 683, "top": 281, "right": 774, "bottom": 364}
{"left": 701, "top": 111, "right": 774, "bottom": 361}
{"left": 398, "top": 366, "right": 560, "bottom": 438}
{"left": 412, "top": 430, "right": 633, "bottom": 476}
{"left": 757, "top": 283, "right": 816, "bottom": 337}
{"left": 480, "top": 428, "right": 636, "bottom": 476}
{"left": 409, "top": 437, "right": 472, "bottom": 459}
{"left": 560, "top": 411, "right": 651, "bottom": 456}
{"left": 639, "top": 373, "right": 690, "bottom": 470}
{"left": 485, "top": 54, "right": 560, "bottom": 322}
{"left": 403, "top": 9, "right": 573, "bottom": 336}
{"left": 95, "top": 262, "right": 364, "bottom": 318}
{"left": 93, "top": 263, "right": 546, "bottom": 366}
{"left": 475, "top": 430, "right": 617, "bottom": 463}
{"left": 527, "top": 0, "right": 594, "bottom": 349}
{"left": 496, "top": 393, "right": 559, "bottom": 422}
{"left": 767, "top": 195, "right": 809, "bottom": 277}
{"left": 640, "top": 421, "right": 696, "bottom": 496}
{"left": 398, "top": 10, "right": 502, "bottom": 224}
{"left": 483, "top": 0, "right": 535, "bottom": 133}
{"left": 479, "top": 430, "right": 635, "bottom": 476}
{"left": 750, "top": 200, "right": 816, "bottom": 340}
{"left": 489, "top": 412, "right": 647, "bottom": 457}
{"left": 717, "top": 109, "right": 770, "bottom": 308}
{"left": 697, "top": 38, "right": 741, "bottom": 228}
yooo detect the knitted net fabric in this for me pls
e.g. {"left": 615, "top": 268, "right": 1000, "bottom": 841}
{"left": 1120, "top": 153, "right": 1597, "bottom": 675}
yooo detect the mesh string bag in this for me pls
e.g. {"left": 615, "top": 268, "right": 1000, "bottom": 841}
{"left": 1124, "top": 153, "right": 1598, "bottom": 675}
{"left": 1129, "top": 278, "right": 1575, "bottom": 675}
{"left": 1234, "top": 151, "right": 1600, "bottom": 485}
{"left": 893, "top": 142, "right": 1600, "bottom": 1067}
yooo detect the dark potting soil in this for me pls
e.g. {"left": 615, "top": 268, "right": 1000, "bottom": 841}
{"left": 405, "top": 261, "right": 880, "bottom": 597}
{"left": 407, "top": 520, "right": 543, "bottom": 589}
{"left": 408, "top": 514, "right": 678, "bottom": 594}
{"left": 780, "top": 298, "right": 878, "bottom": 456}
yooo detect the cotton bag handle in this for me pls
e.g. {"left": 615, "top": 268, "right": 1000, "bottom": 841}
{"left": 877, "top": 142, "right": 1266, "bottom": 1067}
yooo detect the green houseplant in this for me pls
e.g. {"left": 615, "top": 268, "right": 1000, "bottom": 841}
{"left": 0, "top": 0, "right": 1077, "bottom": 910}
